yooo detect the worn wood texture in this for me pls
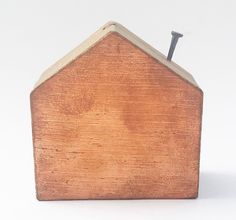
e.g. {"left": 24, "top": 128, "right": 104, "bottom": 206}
{"left": 31, "top": 32, "right": 203, "bottom": 200}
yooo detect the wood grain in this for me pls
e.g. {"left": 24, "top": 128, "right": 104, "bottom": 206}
{"left": 31, "top": 32, "right": 203, "bottom": 200}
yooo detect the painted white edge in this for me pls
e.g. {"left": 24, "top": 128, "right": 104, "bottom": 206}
{"left": 34, "top": 21, "right": 199, "bottom": 89}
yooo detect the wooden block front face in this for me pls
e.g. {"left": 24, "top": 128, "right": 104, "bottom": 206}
{"left": 31, "top": 32, "right": 203, "bottom": 200}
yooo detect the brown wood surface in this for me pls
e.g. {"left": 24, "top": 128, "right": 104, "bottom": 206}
{"left": 31, "top": 32, "right": 203, "bottom": 200}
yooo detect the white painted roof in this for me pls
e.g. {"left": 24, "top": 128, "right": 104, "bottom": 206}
{"left": 34, "top": 21, "right": 199, "bottom": 89}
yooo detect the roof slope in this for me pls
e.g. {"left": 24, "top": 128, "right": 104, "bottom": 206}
{"left": 34, "top": 21, "right": 199, "bottom": 89}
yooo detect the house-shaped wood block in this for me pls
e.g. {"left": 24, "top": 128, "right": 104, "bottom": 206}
{"left": 31, "top": 22, "right": 203, "bottom": 200}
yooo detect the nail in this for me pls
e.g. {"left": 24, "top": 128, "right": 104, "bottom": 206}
{"left": 167, "top": 31, "right": 183, "bottom": 61}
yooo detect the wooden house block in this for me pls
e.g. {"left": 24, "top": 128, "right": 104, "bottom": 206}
{"left": 30, "top": 22, "right": 203, "bottom": 200}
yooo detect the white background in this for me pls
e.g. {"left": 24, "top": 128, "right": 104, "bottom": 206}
{"left": 0, "top": 0, "right": 236, "bottom": 219}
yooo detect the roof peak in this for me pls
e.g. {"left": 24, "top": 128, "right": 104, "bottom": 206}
{"left": 33, "top": 21, "right": 199, "bottom": 90}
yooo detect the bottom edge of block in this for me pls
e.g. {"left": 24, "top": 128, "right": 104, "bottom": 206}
{"left": 36, "top": 194, "right": 198, "bottom": 201}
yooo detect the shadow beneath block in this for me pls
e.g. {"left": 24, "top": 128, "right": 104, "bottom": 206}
{"left": 199, "top": 172, "right": 236, "bottom": 199}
